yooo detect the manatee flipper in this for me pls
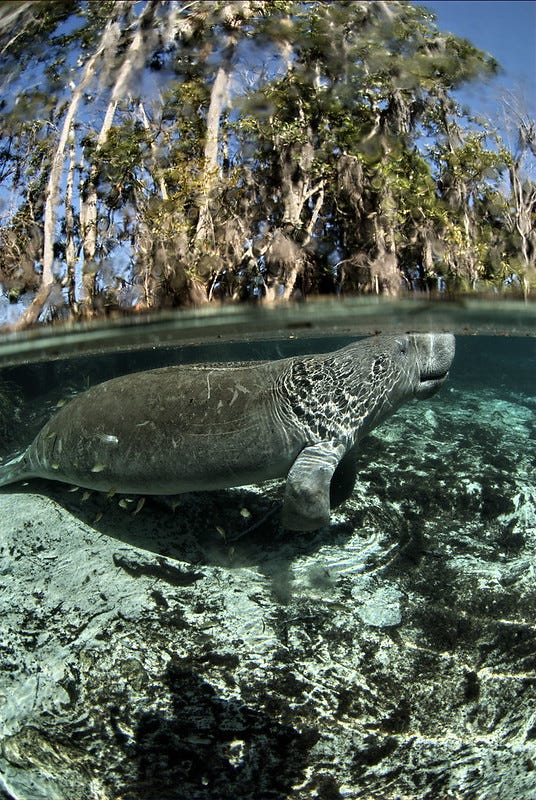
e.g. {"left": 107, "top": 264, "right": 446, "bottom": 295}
{"left": 282, "top": 442, "right": 346, "bottom": 531}
{"left": 329, "top": 443, "right": 359, "bottom": 509}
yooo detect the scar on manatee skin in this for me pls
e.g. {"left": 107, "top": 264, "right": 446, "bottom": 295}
{"left": 228, "top": 382, "right": 251, "bottom": 407}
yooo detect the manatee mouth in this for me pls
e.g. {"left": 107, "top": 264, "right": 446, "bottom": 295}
{"left": 416, "top": 368, "right": 450, "bottom": 398}
{"left": 421, "top": 366, "right": 450, "bottom": 383}
{"left": 411, "top": 332, "right": 455, "bottom": 399}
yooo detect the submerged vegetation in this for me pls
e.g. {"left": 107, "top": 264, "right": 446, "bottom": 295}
{"left": 0, "top": 0, "right": 534, "bottom": 327}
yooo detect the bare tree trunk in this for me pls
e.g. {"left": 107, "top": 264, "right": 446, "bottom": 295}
{"left": 194, "top": 48, "right": 235, "bottom": 246}
{"left": 193, "top": 2, "right": 258, "bottom": 247}
{"left": 0, "top": 2, "right": 35, "bottom": 56}
{"left": 370, "top": 208, "right": 399, "bottom": 295}
{"left": 79, "top": 1, "right": 156, "bottom": 316}
{"left": 276, "top": 123, "right": 315, "bottom": 228}
{"left": 11, "top": 9, "right": 125, "bottom": 329}
{"left": 263, "top": 124, "right": 323, "bottom": 301}
{"left": 280, "top": 180, "right": 325, "bottom": 299}
{"left": 79, "top": 98, "right": 118, "bottom": 308}
{"left": 135, "top": 102, "right": 170, "bottom": 309}
{"left": 64, "top": 131, "right": 77, "bottom": 312}
{"left": 138, "top": 102, "right": 168, "bottom": 201}
{"left": 508, "top": 160, "right": 536, "bottom": 295}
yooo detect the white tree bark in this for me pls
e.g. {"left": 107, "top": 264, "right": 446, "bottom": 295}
{"left": 508, "top": 160, "right": 536, "bottom": 297}
{"left": 79, "top": 2, "right": 156, "bottom": 312}
{"left": 12, "top": 9, "right": 125, "bottom": 328}
{"left": 192, "top": 1, "right": 260, "bottom": 246}
{"left": 194, "top": 55, "right": 235, "bottom": 245}
{"left": 138, "top": 102, "right": 168, "bottom": 201}
{"left": 64, "top": 131, "right": 77, "bottom": 311}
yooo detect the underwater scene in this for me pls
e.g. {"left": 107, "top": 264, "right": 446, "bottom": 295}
{"left": 0, "top": 309, "right": 534, "bottom": 800}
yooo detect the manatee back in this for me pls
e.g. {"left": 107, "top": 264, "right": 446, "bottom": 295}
{"left": 22, "top": 361, "right": 302, "bottom": 495}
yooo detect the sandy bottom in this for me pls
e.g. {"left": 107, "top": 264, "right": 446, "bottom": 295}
{"left": 0, "top": 383, "right": 535, "bottom": 800}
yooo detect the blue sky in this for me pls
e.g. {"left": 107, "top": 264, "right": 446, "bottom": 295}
{"left": 422, "top": 1, "right": 535, "bottom": 140}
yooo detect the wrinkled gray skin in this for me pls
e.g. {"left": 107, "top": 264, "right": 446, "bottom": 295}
{"left": 0, "top": 333, "right": 454, "bottom": 531}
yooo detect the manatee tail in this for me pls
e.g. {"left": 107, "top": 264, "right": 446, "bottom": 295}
{"left": 0, "top": 452, "right": 28, "bottom": 487}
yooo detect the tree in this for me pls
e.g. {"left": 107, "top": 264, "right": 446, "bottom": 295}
{"left": 0, "top": 0, "right": 528, "bottom": 328}
{"left": 501, "top": 103, "right": 536, "bottom": 296}
{"left": 231, "top": 1, "right": 501, "bottom": 296}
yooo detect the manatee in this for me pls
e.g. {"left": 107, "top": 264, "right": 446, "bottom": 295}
{"left": 0, "top": 333, "right": 454, "bottom": 530}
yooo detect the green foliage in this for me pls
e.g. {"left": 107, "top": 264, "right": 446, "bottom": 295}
{"left": 0, "top": 0, "right": 532, "bottom": 321}
{"left": 86, "top": 122, "right": 151, "bottom": 208}
{"left": 161, "top": 79, "right": 209, "bottom": 160}
{"left": 0, "top": 1, "right": 77, "bottom": 63}
{"left": 436, "top": 133, "right": 506, "bottom": 186}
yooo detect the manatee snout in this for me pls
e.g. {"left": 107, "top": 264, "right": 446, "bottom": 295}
{"left": 412, "top": 333, "right": 455, "bottom": 398}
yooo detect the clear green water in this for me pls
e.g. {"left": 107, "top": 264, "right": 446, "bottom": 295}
{"left": 0, "top": 299, "right": 534, "bottom": 800}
